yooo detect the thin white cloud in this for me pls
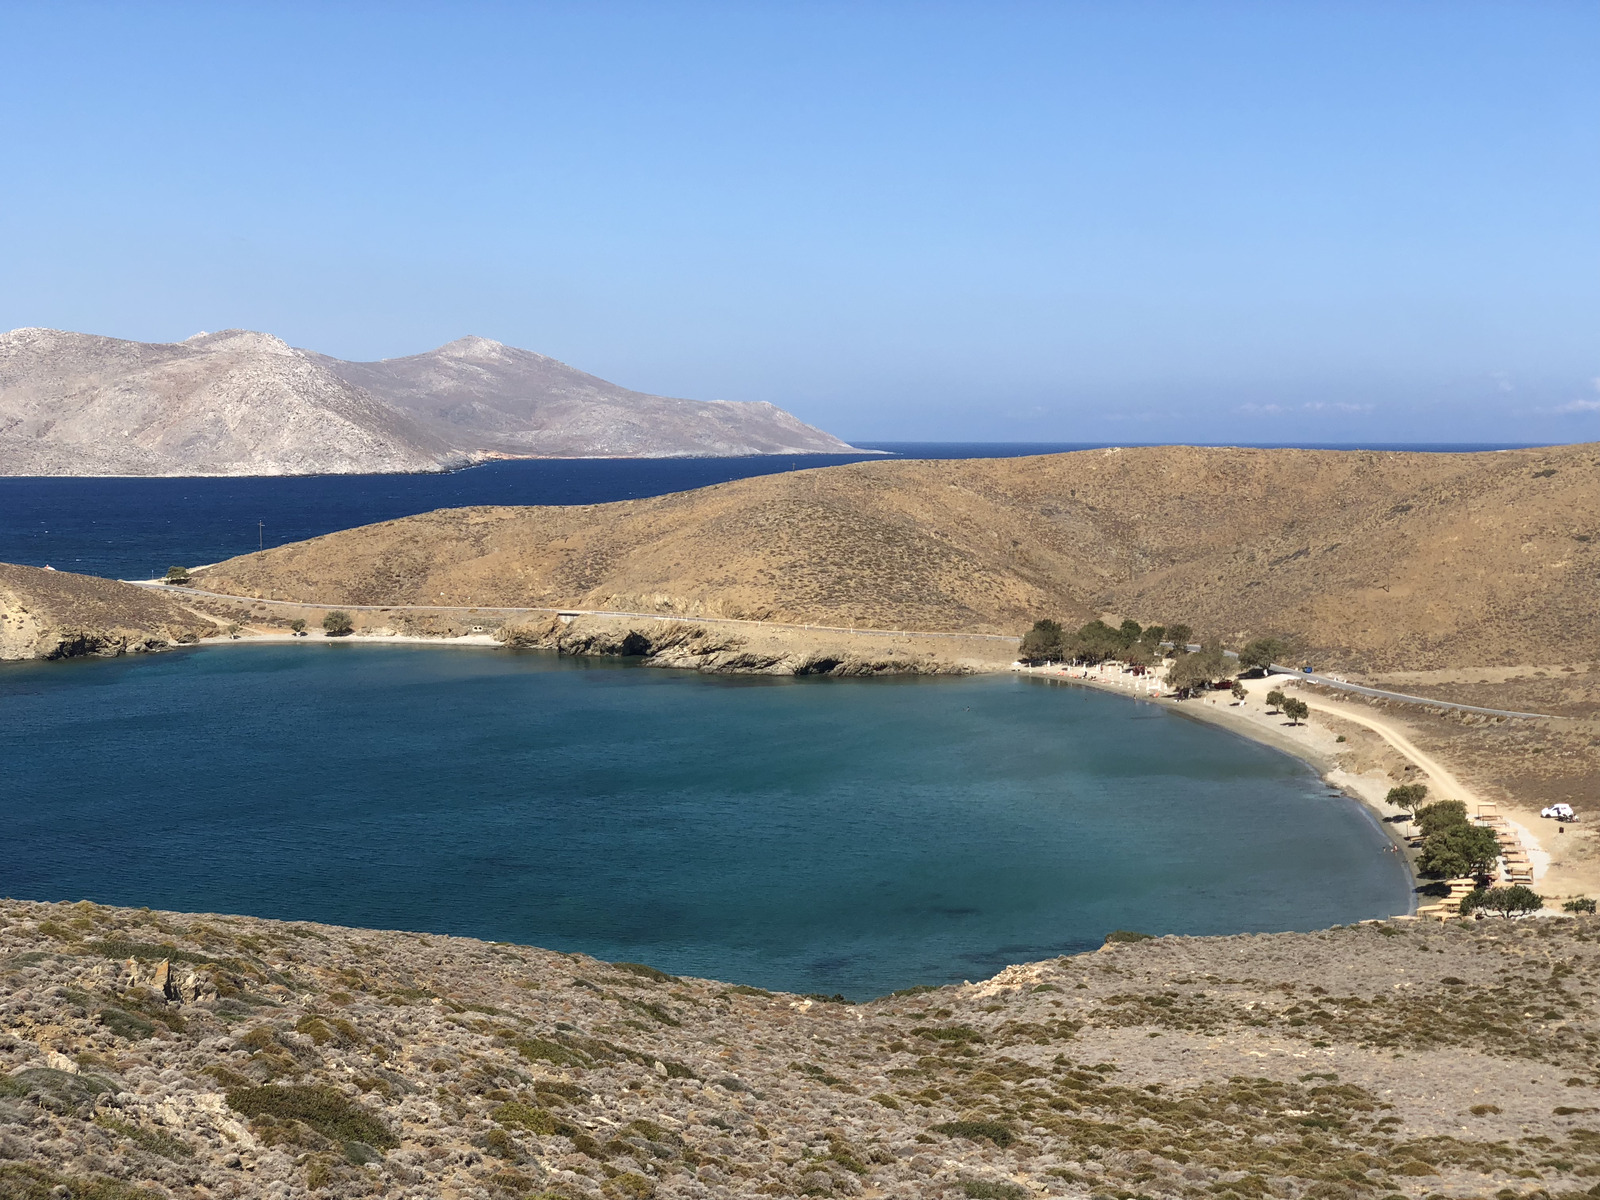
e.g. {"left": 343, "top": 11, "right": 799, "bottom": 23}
{"left": 1301, "top": 401, "right": 1375, "bottom": 413}
{"left": 1547, "top": 378, "right": 1600, "bottom": 413}
{"left": 1235, "top": 403, "right": 1284, "bottom": 415}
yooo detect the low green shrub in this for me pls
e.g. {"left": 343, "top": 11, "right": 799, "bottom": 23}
{"left": 912, "top": 1025, "right": 984, "bottom": 1044}
{"left": 932, "top": 1120, "right": 1015, "bottom": 1147}
{"left": 98, "top": 1008, "right": 156, "bottom": 1040}
{"left": 0, "top": 1162, "right": 160, "bottom": 1200}
{"left": 93, "top": 1115, "right": 193, "bottom": 1160}
{"left": 493, "top": 1102, "right": 558, "bottom": 1135}
{"left": 962, "top": 1180, "right": 1028, "bottom": 1200}
{"left": 225, "top": 1084, "right": 396, "bottom": 1149}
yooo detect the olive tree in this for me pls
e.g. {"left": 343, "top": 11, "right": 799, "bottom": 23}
{"left": 1265, "top": 689, "right": 1286, "bottom": 713}
{"left": 1282, "top": 697, "right": 1309, "bottom": 724}
{"left": 323, "top": 610, "right": 355, "bottom": 637}
{"left": 1166, "top": 643, "right": 1229, "bottom": 695}
{"left": 1419, "top": 823, "right": 1500, "bottom": 879}
{"left": 1460, "top": 885, "right": 1543, "bottom": 918}
{"left": 1019, "top": 619, "right": 1065, "bottom": 662}
{"left": 1237, "top": 637, "right": 1289, "bottom": 671}
{"left": 1385, "top": 782, "right": 1430, "bottom": 815}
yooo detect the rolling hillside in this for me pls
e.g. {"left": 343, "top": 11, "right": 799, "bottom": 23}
{"left": 190, "top": 443, "right": 1600, "bottom": 671}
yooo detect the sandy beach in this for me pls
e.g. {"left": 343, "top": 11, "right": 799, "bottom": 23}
{"left": 1017, "top": 660, "right": 1599, "bottom": 910}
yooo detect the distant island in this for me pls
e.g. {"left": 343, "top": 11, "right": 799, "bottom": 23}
{"left": 0, "top": 327, "right": 857, "bottom": 476}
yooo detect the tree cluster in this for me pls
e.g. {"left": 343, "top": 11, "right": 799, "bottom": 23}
{"left": 1236, "top": 637, "right": 1290, "bottom": 671}
{"left": 1017, "top": 618, "right": 1172, "bottom": 666}
{"left": 1165, "top": 643, "right": 1230, "bottom": 694}
{"left": 1415, "top": 800, "right": 1500, "bottom": 879}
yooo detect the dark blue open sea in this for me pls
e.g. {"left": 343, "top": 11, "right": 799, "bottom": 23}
{"left": 0, "top": 646, "right": 1410, "bottom": 998}
{"left": 0, "top": 441, "right": 1541, "bottom": 580}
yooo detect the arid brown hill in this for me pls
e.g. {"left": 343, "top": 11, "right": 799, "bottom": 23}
{"left": 192, "top": 444, "right": 1600, "bottom": 671}
{"left": 0, "top": 563, "right": 217, "bottom": 660}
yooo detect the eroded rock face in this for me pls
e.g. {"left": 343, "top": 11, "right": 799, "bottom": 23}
{"left": 497, "top": 616, "right": 953, "bottom": 677}
{"left": 3, "top": 897, "right": 1598, "bottom": 1199}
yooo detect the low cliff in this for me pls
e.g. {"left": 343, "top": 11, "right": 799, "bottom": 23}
{"left": 497, "top": 614, "right": 974, "bottom": 676}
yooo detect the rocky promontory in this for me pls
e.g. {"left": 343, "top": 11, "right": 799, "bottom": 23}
{"left": 3, "top": 897, "right": 1597, "bottom": 1199}
{"left": 0, "top": 564, "right": 218, "bottom": 661}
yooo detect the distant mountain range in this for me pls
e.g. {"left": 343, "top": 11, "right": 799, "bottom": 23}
{"left": 0, "top": 328, "right": 856, "bottom": 476}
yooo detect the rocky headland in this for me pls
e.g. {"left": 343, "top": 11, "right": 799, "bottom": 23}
{"left": 0, "top": 564, "right": 218, "bottom": 661}
{"left": 4, "top": 897, "right": 1599, "bottom": 1200}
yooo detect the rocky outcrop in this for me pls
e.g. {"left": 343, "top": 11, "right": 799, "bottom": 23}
{"left": 0, "top": 563, "right": 218, "bottom": 660}
{"left": 497, "top": 615, "right": 957, "bottom": 676}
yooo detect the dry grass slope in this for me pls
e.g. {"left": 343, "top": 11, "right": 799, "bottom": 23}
{"left": 195, "top": 443, "right": 1600, "bottom": 671}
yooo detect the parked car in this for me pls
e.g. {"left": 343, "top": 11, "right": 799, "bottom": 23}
{"left": 1542, "top": 803, "right": 1578, "bottom": 822}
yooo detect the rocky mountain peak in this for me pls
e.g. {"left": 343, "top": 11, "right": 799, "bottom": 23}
{"left": 435, "top": 334, "right": 514, "bottom": 361}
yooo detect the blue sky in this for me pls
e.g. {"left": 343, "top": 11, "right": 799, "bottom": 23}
{"left": 2, "top": 2, "right": 1596, "bottom": 443}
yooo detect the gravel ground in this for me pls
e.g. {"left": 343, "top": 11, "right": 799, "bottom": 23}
{"left": 4, "top": 898, "right": 1599, "bottom": 1199}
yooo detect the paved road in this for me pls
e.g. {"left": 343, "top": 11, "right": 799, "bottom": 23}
{"left": 134, "top": 582, "right": 1024, "bottom": 645}
{"left": 1268, "top": 663, "right": 1556, "bottom": 721}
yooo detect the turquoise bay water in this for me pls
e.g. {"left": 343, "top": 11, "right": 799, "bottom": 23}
{"left": 0, "top": 646, "right": 1409, "bottom": 997}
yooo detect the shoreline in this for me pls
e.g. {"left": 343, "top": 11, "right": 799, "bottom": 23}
{"left": 1015, "top": 665, "right": 1425, "bottom": 909}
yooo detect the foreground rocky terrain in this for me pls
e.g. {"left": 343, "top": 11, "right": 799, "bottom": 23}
{"left": 4, "top": 897, "right": 1600, "bottom": 1200}
{"left": 0, "top": 328, "right": 853, "bottom": 476}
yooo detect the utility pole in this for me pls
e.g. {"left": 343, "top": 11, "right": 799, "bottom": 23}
{"left": 258, "top": 520, "right": 264, "bottom": 553}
